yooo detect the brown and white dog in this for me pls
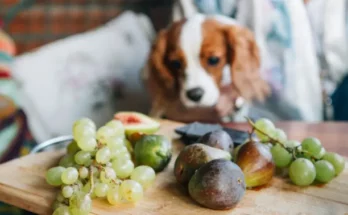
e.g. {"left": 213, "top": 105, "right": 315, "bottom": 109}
{"left": 143, "top": 14, "right": 270, "bottom": 123}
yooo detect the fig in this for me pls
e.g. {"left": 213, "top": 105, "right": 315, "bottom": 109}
{"left": 188, "top": 159, "right": 245, "bottom": 210}
{"left": 174, "top": 143, "right": 232, "bottom": 185}
{"left": 235, "top": 141, "right": 274, "bottom": 188}
{"left": 197, "top": 130, "right": 234, "bottom": 155}
{"left": 114, "top": 112, "right": 160, "bottom": 136}
{"left": 134, "top": 135, "right": 172, "bottom": 172}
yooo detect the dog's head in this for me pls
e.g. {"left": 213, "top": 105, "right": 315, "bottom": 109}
{"left": 147, "top": 14, "right": 269, "bottom": 109}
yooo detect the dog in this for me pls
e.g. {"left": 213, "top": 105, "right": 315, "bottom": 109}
{"left": 143, "top": 13, "right": 270, "bottom": 123}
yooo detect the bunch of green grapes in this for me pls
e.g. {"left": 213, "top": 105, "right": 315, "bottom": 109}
{"left": 46, "top": 118, "right": 156, "bottom": 215}
{"left": 251, "top": 118, "right": 345, "bottom": 186}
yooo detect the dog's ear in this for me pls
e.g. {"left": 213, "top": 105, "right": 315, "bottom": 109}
{"left": 148, "top": 29, "right": 175, "bottom": 93}
{"left": 223, "top": 25, "right": 270, "bottom": 102}
{"left": 144, "top": 29, "right": 174, "bottom": 118}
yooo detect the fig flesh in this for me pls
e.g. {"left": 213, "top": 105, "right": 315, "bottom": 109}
{"left": 114, "top": 112, "right": 160, "bottom": 136}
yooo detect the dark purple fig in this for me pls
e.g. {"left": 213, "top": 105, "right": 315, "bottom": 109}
{"left": 174, "top": 143, "right": 231, "bottom": 185}
{"left": 188, "top": 159, "right": 245, "bottom": 210}
{"left": 198, "top": 130, "right": 234, "bottom": 155}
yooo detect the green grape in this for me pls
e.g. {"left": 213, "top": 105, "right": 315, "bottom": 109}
{"left": 100, "top": 167, "right": 116, "bottom": 183}
{"left": 90, "top": 166, "right": 100, "bottom": 178}
{"left": 284, "top": 140, "right": 301, "bottom": 149}
{"left": 74, "top": 151, "right": 92, "bottom": 166}
{"left": 97, "top": 126, "right": 116, "bottom": 144}
{"left": 105, "top": 162, "right": 112, "bottom": 167}
{"left": 46, "top": 166, "right": 65, "bottom": 186}
{"left": 107, "top": 187, "right": 122, "bottom": 205}
{"left": 124, "top": 139, "right": 133, "bottom": 154}
{"left": 59, "top": 154, "right": 76, "bottom": 168}
{"left": 82, "top": 181, "right": 92, "bottom": 194}
{"left": 110, "top": 145, "right": 128, "bottom": 159}
{"left": 254, "top": 118, "right": 275, "bottom": 142}
{"left": 96, "top": 146, "right": 111, "bottom": 164}
{"left": 130, "top": 166, "right": 156, "bottom": 189}
{"left": 73, "top": 118, "right": 96, "bottom": 130}
{"left": 53, "top": 205, "right": 70, "bottom": 215}
{"left": 289, "top": 158, "right": 316, "bottom": 186}
{"left": 120, "top": 180, "right": 144, "bottom": 203}
{"left": 107, "top": 137, "right": 124, "bottom": 150}
{"left": 94, "top": 182, "right": 109, "bottom": 198}
{"left": 78, "top": 167, "right": 89, "bottom": 179}
{"left": 62, "top": 186, "right": 74, "bottom": 198}
{"left": 105, "top": 120, "right": 125, "bottom": 138}
{"left": 112, "top": 157, "right": 134, "bottom": 179}
{"left": 73, "top": 124, "right": 96, "bottom": 142}
{"left": 72, "top": 180, "right": 83, "bottom": 193}
{"left": 61, "top": 167, "right": 79, "bottom": 185}
{"left": 270, "top": 144, "right": 292, "bottom": 168}
{"left": 77, "top": 137, "right": 97, "bottom": 152}
{"left": 52, "top": 200, "right": 64, "bottom": 211}
{"left": 56, "top": 192, "right": 65, "bottom": 203}
{"left": 317, "top": 147, "right": 326, "bottom": 159}
{"left": 271, "top": 128, "right": 287, "bottom": 142}
{"left": 69, "top": 192, "right": 92, "bottom": 215}
{"left": 112, "top": 151, "right": 131, "bottom": 162}
{"left": 315, "top": 160, "right": 335, "bottom": 183}
{"left": 301, "top": 137, "right": 322, "bottom": 159}
{"left": 67, "top": 140, "right": 80, "bottom": 155}
{"left": 322, "top": 152, "right": 345, "bottom": 175}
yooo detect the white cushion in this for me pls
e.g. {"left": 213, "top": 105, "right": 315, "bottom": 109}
{"left": 11, "top": 11, "right": 155, "bottom": 143}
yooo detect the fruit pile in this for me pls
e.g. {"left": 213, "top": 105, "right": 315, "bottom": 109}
{"left": 249, "top": 118, "right": 345, "bottom": 186}
{"left": 45, "top": 112, "right": 172, "bottom": 215}
{"left": 174, "top": 118, "right": 346, "bottom": 210}
{"left": 174, "top": 131, "right": 246, "bottom": 210}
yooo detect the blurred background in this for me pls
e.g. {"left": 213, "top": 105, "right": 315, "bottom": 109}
{"left": 0, "top": 0, "right": 173, "bottom": 54}
{"left": 1, "top": 0, "right": 348, "bottom": 161}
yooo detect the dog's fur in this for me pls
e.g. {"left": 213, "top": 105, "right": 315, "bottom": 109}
{"left": 143, "top": 14, "right": 269, "bottom": 123}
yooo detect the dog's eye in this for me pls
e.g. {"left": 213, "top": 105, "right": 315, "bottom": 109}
{"left": 207, "top": 56, "right": 220, "bottom": 66}
{"left": 169, "top": 59, "right": 182, "bottom": 70}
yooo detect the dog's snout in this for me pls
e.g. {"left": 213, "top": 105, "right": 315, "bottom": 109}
{"left": 186, "top": 87, "right": 204, "bottom": 102}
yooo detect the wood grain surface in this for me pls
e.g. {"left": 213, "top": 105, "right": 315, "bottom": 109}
{"left": 0, "top": 120, "right": 347, "bottom": 215}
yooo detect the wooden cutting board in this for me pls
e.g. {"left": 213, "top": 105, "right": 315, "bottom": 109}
{"left": 0, "top": 120, "right": 347, "bottom": 215}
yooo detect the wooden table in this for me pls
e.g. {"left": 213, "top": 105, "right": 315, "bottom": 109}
{"left": 0, "top": 120, "right": 347, "bottom": 215}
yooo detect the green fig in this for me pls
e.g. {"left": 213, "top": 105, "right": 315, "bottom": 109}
{"left": 236, "top": 141, "right": 274, "bottom": 188}
{"left": 174, "top": 143, "right": 231, "bottom": 185}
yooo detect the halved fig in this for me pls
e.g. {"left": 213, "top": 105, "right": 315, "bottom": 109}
{"left": 114, "top": 112, "right": 160, "bottom": 136}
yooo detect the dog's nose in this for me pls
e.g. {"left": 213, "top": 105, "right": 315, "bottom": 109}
{"left": 186, "top": 87, "right": 204, "bottom": 102}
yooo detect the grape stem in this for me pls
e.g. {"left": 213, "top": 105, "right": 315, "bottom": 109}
{"left": 88, "top": 166, "right": 94, "bottom": 195}
{"left": 245, "top": 117, "right": 286, "bottom": 148}
{"left": 245, "top": 117, "right": 318, "bottom": 161}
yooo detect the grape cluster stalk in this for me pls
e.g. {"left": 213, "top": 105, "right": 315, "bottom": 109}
{"left": 46, "top": 118, "right": 156, "bottom": 215}
{"left": 245, "top": 117, "right": 345, "bottom": 186}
